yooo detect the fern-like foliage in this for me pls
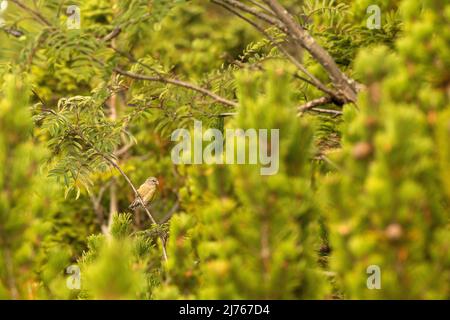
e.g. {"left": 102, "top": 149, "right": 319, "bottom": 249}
{"left": 34, "top": 94, "right": 126, "bottom": 197}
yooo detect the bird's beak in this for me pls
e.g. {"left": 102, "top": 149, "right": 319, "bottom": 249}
{"left": 156, "top": 180, "right": 160, "bottom": 185}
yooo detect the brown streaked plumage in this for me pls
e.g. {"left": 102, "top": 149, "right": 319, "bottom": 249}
{"left": 129, "top": 177, "right": 159, "bottom": 210}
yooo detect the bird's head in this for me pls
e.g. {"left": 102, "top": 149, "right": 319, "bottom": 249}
{"left": 145, "top": 177, "right": 159, "bottom": 186}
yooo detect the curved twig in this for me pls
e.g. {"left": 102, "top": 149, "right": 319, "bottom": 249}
{"left": 9, "top": 0, "right": 51, "bottom": 26}
{"left": 114, "top": 67, "right": 238, "bottom": 108}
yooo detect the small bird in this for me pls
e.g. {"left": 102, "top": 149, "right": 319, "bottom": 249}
{"left": 129, "top": 177, "right": 159, "bottom": 210}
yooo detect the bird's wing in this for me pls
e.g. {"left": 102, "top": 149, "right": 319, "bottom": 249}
{"left": 143, "top": 185, "right": 157, "bottom": 203}
{"left": 137, "top": 183, "right": 151, "bottom": 198}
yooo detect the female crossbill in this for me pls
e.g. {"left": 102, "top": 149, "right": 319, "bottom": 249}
{"left": 129, "top": 177, "right": 159, "bottom": 210}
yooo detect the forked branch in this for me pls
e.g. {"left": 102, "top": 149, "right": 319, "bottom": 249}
{"left": 213, "top": 0, "right": 359, "bottom": 106}
{"left": 263, "top": 0, "right": 357, "bottom": 103}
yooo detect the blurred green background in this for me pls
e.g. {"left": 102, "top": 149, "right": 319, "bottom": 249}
{"left": 0, "top": 0, "right": 448, "bottom": 299}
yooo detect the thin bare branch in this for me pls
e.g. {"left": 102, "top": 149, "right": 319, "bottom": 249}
{"left": 114, "top": 67, "right": 238, "bottom": 108}
{"left": 2, "top": 27, "right": 24, "bottom": 37}
{"left": 246, "top": 0, "right": 275, "bottom": 16}
{"left": 89, "top": 181, "right": 111, "bottom": 231}
{"left": 160, "top": 193, "right": 181, "bottom": 224}
{"left": 9, "top": 0, "right": 51, "bottom": 26}
{"left": 214, "top": 0, "right": 286, "bottom": 31}
{"left": 297, "top": 96, "right": 343, "bottom": 116}
{"left": 102, "top": 27, "right": 122, "bottom": 42}
{"left": 309, "top": 107, "right": 342, "bottom": 116}
{"left": 297, "top": 96, "right": 332, "bottom": 113}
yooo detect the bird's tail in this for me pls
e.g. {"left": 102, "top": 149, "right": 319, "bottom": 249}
{"left": 129, "top": 200, "right": 139, "bottom": 210}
